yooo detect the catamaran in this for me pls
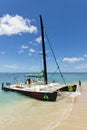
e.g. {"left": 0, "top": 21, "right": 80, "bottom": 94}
{"left": 2, "top": 15, "right": 77, "bottom": 101}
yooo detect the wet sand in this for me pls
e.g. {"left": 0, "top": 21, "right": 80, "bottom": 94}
{"left": 0, "top": 82, "right": 86, "bottom": 130}
{"left": 54, "top": 82, "right": 87, "bottom": 130}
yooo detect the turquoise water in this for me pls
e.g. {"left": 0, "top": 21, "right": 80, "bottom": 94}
{"left": 0, "top": 72, "right": 86, "bottom": 130}
{"left": 0, "top": 73, "right": 28, "bottom": 107}
{"left": 0, "top": 72, "right": 87, "bottom": 107}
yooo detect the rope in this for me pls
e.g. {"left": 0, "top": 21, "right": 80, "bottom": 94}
{"left": 45, "top": 31, "right": 66, "bottom": 85}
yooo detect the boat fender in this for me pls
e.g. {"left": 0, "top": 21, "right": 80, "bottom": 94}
{"left": 68, "top": 85, "right": 73, "bottom": 92}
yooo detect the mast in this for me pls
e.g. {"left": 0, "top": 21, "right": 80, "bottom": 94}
{"left": 40, "top": 15, "right": 47, "bottom": 84}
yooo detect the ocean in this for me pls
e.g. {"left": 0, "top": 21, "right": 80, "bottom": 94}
{"left": 0, "top": 72, "right": 86, "bottom": 130}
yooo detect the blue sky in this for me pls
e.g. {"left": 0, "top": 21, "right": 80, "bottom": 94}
{"left": 0, "top": 0, "right": 87, "bottom": 72}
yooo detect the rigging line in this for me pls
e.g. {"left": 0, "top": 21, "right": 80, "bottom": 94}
{"left": 45, "top": 31, "right": 66, "bottom": 85}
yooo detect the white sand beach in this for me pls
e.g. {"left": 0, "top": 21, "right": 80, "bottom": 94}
{"left": 54, "top": 82, "right": 87, "bottom": 130}
{"left": 0, "top": 82, "right": 87, "bottom": 130}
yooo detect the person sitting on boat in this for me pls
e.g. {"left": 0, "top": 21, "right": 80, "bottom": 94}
{"left": 26, "top": 78, "right": 31, "bottom": 85}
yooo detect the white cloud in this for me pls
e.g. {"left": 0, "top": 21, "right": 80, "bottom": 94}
{"left": 76, "top": 64, "right": 87, "bottom": 69}
{"left": 29, "top": 41, "right": 33, "bottom": 44}
{"left": 18, "top": 49, "right": 24, "bottom": 54}
{"left": 0, "top": 14, "right": 37, "bottom": 36}
{"left": 28, "top": 53, "right": 32, "bottom": 56}
{"left": 4, "top": 64, "right": 19, "bottom": 69}
{"left": 28, "top": 48, "right": 36, "bottom": 56}
{"left": 21, "top": 45, "right": 28, "bottom": 49}
{"left": 63, "top": 57, "right": 84, "bottom": 63}
{"left": 18, "top": 45, "right": 29, "bottom": 54}
{"left": 35, "top": 36, "right": 42, "bottom": 44}
{"left": 84, "top": 54, "right": 87, "bottom": 57}
{"left": 29, "top": 48, "right": 36, "bottom": 53}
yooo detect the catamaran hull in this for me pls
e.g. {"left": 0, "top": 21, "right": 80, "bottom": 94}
{"left": 59, "top": 85, "right": 77, "bottom": 92}
{"left": 2, "top": 83, "right": 77, "bottom": 102}
{"left": 2, "top": 83, "right": 57, "bottom": 102}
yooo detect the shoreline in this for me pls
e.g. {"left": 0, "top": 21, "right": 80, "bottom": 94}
{"left": 0, "top": 82, "right": 87, "bottom": 130}
{"left": 53, "top": 82, "right": 87, "bottom": 130}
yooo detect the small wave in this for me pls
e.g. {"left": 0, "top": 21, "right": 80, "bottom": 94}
{"left": 43, "top": 103, "right": 73, "bottom": 130}
{"left": 70, "top": 91, "right": 81, "bottom": 98}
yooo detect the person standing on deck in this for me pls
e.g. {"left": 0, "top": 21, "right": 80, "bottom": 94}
{"left": 79, "top": 80, "right": 81, "bottom": 87}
